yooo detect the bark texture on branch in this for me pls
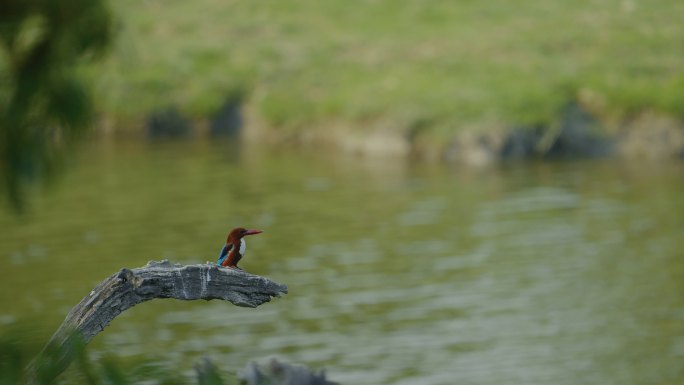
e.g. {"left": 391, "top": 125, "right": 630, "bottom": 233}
{"left": 195, "top": 357, "right": 338, "bottom": 385}
{"left": 240, "top": 358, "right": 338, "bottom": 385}
{"left": 27, "top": 260, "right": 287, "bottom": 385}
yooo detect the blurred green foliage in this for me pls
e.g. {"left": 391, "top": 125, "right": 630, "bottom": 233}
{"left": 0, "top": 0, "right": 112, "bottom": 211}
{"left": 0, "top": 331, "right": 233, "bottom": 385}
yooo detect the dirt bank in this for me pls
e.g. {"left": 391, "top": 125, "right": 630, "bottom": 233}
{"left": 241, "top": 103, "right": 684, "bottom": 165}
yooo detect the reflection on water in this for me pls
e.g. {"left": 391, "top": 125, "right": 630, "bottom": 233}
{"left": 1, "top": 141, "right": 683, "bottom": 385}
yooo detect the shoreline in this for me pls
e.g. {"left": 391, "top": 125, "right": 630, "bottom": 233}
{"left": 114, "top": 102, "right": 684, "bottom": 165}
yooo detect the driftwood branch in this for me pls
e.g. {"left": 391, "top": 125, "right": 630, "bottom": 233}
{"left": 241, "top": 358, "right": 338, "bottom": 385}
{"left": 27, "top": 260, "right": 287, "bottom": 385}
{"left": 195, "top": 357, "right": 337, "bottom": 385}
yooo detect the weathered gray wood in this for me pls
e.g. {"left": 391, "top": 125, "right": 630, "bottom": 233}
{"left": 240, "top": 358, "right": 338, "bottom": 385}
{"left": 27, "top": 260, "right": 287, "bottom": 385}
{"left": 195, "top": 357, "right": 338, "bottom": 385}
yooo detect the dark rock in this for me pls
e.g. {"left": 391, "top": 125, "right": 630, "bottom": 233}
{"left": 146, "top": 107, "right": 192, "bottom": 139}
{"left": 500, "top": 103, "right": 612, "bottom": 160}
{"left": 210, "top": 97, "right": 243, "bottom": 137}
{"left": 500, "top": 125, "right": 544, "bottom": 159}
{"left": 241, "top": 358, "right": 337, "bottom": 385}
{"left": 544, "top": 102, "right": 611, "bottom": 158}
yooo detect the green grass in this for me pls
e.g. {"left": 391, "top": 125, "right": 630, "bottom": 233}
{"left": 0, "top": 330, "right": 233, "bottom": 385}
{"left": 90, "top": 0, "right": 684, "bottom": 135}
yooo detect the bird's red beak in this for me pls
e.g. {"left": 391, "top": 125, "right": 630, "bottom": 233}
{"left": 244, "top": 229, "right": 263, "bottom": 236}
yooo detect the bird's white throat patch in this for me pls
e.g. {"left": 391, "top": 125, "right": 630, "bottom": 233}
{"left": 239, "top": 238, "right": 246, "bottom": 255}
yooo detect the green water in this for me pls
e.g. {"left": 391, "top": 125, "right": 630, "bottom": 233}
{"left": 1, "top": 141, "right": 683, "bottom": 385}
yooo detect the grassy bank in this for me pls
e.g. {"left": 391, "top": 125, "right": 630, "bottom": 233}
{"left": 90, "top": 0, "right": 684, "bottom": 141}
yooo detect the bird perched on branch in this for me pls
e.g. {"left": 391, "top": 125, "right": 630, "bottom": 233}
{"left": 217, "top": 227, "right": 263, "bottom": 269}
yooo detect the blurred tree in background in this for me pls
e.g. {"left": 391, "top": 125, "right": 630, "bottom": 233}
{"left": 0, "top": 0, "right": 111, "bottom": 211}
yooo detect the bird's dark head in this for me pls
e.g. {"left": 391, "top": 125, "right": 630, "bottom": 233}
{"left": 227, "top": 227, "right": 263, "bottom": 243}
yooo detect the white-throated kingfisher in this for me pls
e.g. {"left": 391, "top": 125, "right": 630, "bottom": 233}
{"left": 217, "top": 227, "right": 263, "bottom": 269}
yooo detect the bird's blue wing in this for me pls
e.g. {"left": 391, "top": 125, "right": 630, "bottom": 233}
{"left": 217, "top": 244, "right": 233, "bottom": 265}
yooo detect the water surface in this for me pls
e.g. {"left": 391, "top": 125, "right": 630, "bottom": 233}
{"left": 1, "top": 141, "right": 683, "bottom": 385}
